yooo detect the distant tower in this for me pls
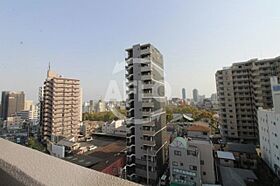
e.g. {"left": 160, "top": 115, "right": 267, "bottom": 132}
{"left": 182, "top": 88, "right": 186, "bottom": 100}
{"left": 193, "top": 89, "right": 198, "bottom": 102}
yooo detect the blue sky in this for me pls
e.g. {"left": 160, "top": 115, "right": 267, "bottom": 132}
{"left": 1, "top": 1, "right": 280, "bottom": 102}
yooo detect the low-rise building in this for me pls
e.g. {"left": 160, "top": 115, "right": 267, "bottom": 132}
{"left": 169, "top": 136, "right": 216, "bottom": 186}
{"left": 101, "top": 120, "right": 126, "bottom": 137}
{"left": 185, "top": 122, "right": 210, "bottom": 140}
{"left": 225, "top": 143, "right": 257, "bottom": 169}
{"left": 81, "top": 121, "right": 103, "bottom": 137}
{"left": 4, "top": 116, "right": 24, "bottom": 130}
{"left": 216, "top": 151, "right": 235, "bottom": 167}
{"left": 169, "top": 137, "right": 201, "bottom": 186}
{"left": 49, "top": 137, "right": 80, "bottom": 158}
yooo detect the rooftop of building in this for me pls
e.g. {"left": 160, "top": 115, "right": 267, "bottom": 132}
{"left": 57, "top": 138, "right": 76, "bottom": 147}
{"left": 0, "top": 138, "right": 137, "bottom": 186}
{"left": 219, "top": 56, "right": 280, "bottom": 70}
{"left": 226, "top": 143, "right": 256, "bottom": 154}
{"left": 219, "top": 166, "right": 258, "bottom": 186}
{"left": 65, "top": 135, "right": 126, "bottom": 171}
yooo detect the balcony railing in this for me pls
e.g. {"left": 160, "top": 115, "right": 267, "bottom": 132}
{"left": 0, "top": 138, "right": 138, "bottom": 186}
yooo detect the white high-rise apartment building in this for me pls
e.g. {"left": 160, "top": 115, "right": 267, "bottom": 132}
{"left": 258, "top": 77, "right": 280, "bottom": 179}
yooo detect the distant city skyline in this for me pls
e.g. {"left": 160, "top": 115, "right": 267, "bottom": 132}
{"left": 1, "top": 1, "right": 280, "bottom": 101}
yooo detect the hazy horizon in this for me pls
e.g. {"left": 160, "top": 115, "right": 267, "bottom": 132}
{"left": 1, "top": 1, "right": 280, "bottom": 102}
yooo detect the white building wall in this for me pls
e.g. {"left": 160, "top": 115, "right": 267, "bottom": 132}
{"left": 51, "top": 144, "right": 65, "bottom": 158}
{"left": 258, "top": 109, "right": 280, "bottom": 177}
{"left": 189, "top": 140, "right": 216, "bottom": 184}
{"left": 257, "top": 76, "right": 280, "bottom": 178}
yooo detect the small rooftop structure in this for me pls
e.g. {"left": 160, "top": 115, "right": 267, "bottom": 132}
{"left": 170, "top": 113, "right": 194, "bottom": 123}
{"left": 226, "top": 143, "right": 256, "bottom": 154}
{"left": 217, "top": 151, "right": 235, "bottom": 161}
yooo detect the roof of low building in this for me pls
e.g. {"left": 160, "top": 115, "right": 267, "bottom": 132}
{"left": 187, "top": 124, "right": 210, "bottom": 133}
{"left": 226, "top": 143, "right": 256, "bottom": 154}
{"left": 219, "top": 166, "right": 258, "bottom": 186}
{"left": 57, "top": 139, "right": 76, "bottom": 147}
{"left": 217, "top": 151, "right": 235, "bottom": 160}
{"left": 65, "top": 136, "right": 126, "bottom": 171}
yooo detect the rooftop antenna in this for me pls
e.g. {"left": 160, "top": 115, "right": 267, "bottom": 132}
{"left": 48, "top": 62, "right": 51, "bottom": 71}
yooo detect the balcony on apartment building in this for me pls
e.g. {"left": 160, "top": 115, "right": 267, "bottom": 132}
{"left": 0, "top": 138, "right": 138, "bottom": 186}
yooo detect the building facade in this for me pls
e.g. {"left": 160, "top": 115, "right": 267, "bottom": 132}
{"left": 42, "top": 68, "right": 81, "bottom": 143}
{"left": 169, "top": 137, "right": 201, "bottom": 186}
{"left": 258, "top": 77, "right": 280, "bottom": 179}
{"left": 125, "top": 43, "right": 168, "bottom": 184}
{"left": 1, "top": 91, "right": 25, "bottom": 120}
{"left": 169, "top": 137, "right": 216, "bottom": 186}
{"left": 216, "top": 56, "right": 280, "bottom": 142}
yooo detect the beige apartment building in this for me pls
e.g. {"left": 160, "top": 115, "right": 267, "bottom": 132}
{"left": 42, "top": 69, "right": 81, "bottom": 143}
{"left": 216, "top": 56, "right": 280, "bottom": 143}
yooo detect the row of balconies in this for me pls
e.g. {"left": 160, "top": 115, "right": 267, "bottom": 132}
{"left": 142, "top": 129, "right": 155, "bottom": 136}
{"left": 143, "top": 139, "right": 156, "bottom": 147}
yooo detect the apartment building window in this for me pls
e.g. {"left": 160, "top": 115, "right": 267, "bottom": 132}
{"left": 200, "top": 160, "right": 204, "bottom": 165}
{"left": 189, "top": 165, "right": 197, "bottom": 170}
{"left": 203, "top": 172, "right": 206, "bottom": 175}
{"left": 174, "top": 150, "right": 181, "bottom": 156}
{"left": 172, "top": 161, "right": 178, "bottom": 166}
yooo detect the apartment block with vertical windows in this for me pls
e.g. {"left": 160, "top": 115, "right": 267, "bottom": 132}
{"left": 125, "top": 43, "right": 168, "bottom": 185}
{"left": 42, "top": 69, "right": 81, "bottom": 143}
{"left": 216, "top": 56, "right": 280, "bottom": 143}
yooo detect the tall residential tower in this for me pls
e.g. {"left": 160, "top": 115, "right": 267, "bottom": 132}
{"left": 125, "top": 44, "right": 168, "bottom": 185}
{"left": 42, "top": 68, "right": 81, "bottom": 143}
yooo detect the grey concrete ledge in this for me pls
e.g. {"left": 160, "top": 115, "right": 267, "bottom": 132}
{"left": 0, "top": 138, "right": 138, "bottom": 186}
